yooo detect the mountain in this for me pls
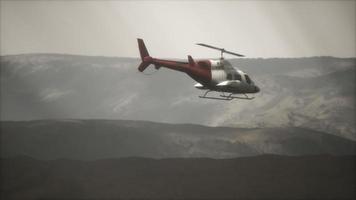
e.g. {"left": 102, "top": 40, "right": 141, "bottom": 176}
{"left": 1, "top": 155, "right": 355, "bottom": 199}
{"left": 1, "top": 54, "right": 355, "bottom": 140}
{"left": 1, "top": 120, "right": 355, "bottom": 160}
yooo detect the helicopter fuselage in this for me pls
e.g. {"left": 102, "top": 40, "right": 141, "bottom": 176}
{"left": 144, "top": 56, "right": 259, "bottom": 94}
{"left": 137, "top": 39, "right": 260, "bottom": 99}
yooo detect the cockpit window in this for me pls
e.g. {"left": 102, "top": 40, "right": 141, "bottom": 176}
{"left": 223, "top": 60, "right": 244, "bottom": 81}
{"left": 227, "top": 72, "right": 241, "bottom": 81}
{"left": 227, "top": 73, "right": 233, "bottom": 80}
{"left": 245, "top": 74, "right": 252, "bottom": 84}
{"left": 234, "top": 73, "right": 241, "bottom": 81}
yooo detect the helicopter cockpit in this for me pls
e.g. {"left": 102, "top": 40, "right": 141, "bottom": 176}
{"left": 222, "top": 60, "right": 255, "bottom": 85}
{"left": 195, "top": 42, "right": 259, "bottom": 100}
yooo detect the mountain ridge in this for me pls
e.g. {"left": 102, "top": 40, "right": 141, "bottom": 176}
{"left": 1, "top": 54, "right": 355, "bottom": 140}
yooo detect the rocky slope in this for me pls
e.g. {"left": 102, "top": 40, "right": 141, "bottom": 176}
{"left": 1, "top": 120, "right": 355, "bottom": 160}
{"left": 1, "top": 155, "right": 355, "bottom": 200}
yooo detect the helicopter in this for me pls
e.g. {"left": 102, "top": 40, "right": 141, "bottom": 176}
{"left": 137, "top": 38, "right": 260, "bottom": 100}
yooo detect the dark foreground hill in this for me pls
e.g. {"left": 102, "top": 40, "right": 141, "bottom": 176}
{"left": 1, "top": 120, "right": 356, "bottom": 160}
{"left": 1, "top": 155, "right": 355, "bottom": 200}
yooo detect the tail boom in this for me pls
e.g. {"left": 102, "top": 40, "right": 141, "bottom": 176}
{"left": 136, "top": 39, "right": 211, "bottom": 83}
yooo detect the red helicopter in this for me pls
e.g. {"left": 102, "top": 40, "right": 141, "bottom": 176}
{"left": 137, "top": 39, "right": 260, "bottom": 100}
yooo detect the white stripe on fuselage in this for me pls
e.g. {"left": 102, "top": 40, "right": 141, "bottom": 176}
{"left": 210, "top": 59, "right": 226, "bottom": 84}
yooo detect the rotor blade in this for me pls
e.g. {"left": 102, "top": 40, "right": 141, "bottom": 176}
{"left": 196, "top": 43, "right": 224, "bottom": 51}
{"left": 223, "top": 50, "right": 244, "bottom": 57}
{"left": 196, "top": 43, "right": 245, "bottom": 57}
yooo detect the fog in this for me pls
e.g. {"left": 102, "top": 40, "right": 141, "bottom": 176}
{"left": 1, "top": 0, "right": 355, "bottom": 58}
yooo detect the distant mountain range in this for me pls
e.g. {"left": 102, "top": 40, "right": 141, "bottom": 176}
{"left": 1, "top": 54, "right": 355, "bottom": 140}
{"left": 1, "top": 120, "right": 355, "bottom": 160}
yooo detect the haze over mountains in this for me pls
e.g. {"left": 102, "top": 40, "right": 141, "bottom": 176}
{"left": 1, "top": 54, "right": 355, "bottom": 140}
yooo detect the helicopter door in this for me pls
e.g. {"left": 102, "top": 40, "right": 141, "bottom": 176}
{"left": 234, "top": 72, "right": 242, "bottom": 81}
{"left": 227, "top": 73, "right": 233, "bottom": 80}
{"left": 244, "top": 74, "right": 252, "bottom": 84}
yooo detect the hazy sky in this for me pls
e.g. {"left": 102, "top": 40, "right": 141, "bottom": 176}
{"left": 1, "top": 0, "right": 355, "bottom": 58}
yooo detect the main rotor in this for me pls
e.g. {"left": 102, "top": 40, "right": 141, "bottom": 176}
{"left": 196, "top": 43, "right": 244, "bottom": 60}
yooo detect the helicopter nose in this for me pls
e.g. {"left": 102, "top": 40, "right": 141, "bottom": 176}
{"left": 254, "top": 86, "right": 260, "bottom": 93}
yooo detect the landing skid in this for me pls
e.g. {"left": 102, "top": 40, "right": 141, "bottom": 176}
{"left": 220, "top": 93, "right": 255, "bottom": 100}
{"left": 199, "top": 90, "right": 254, "bottom": 100}
{"left": 198, "top": 95, "right": 233, "bottom": 101}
